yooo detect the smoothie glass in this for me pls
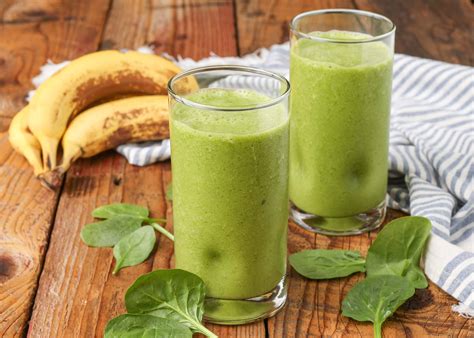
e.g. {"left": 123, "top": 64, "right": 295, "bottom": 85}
{"left": 168, "top": 66, "right": 290, "bottom": 324}
{"left": 289, "top": 9, "right": 395, "bottom": 235}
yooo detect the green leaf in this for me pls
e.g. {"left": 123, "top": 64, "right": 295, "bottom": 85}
{"left": 342, "top": 275, "right": 415, "bottom": 338}
{"left": 80, "top": 215, "right": 143, "bottom": 247}
{"left": 125, "top": 269, "right": 216, "bottom": 338}
{"left": 166, "top": 183, "right": 173, "bottom": 201}
{"left": 92, "top": 203, "right": 149, "bottom": 219}
{"left": 366, "top": 216, "right": 432, "bottom": 288}
{"left": 289, "top": 249, "right": 365, "bottom": 279}
{"left": 113, "top": 226, "right": 156, "bottom": 274}
{"left": 104, "top": 314, "right": 192, "bottom": 338}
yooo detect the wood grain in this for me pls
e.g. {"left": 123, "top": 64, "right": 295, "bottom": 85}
{"left": 101, "top": 0, "right": 238, "bottom": 58}
{"left": 0, "top": 0, "right": 111, "bottom": 336}
{"left": 28, "top": 153, "right": 167, "bottom": 337}
{"left": 234, "top": 0, "right": 473, "bottom": 65}
{"left": 27, "top": 0, "right": 257, "bottom": 337}
{"left": 0, "top": 116, "right": 10, "bottom": 133}
{"left": 0, "top": 132, "right": 59, "bottom": 337}
{"left": 355, "top": 0, "right": 473, "bottom": 66}
{"left": 0, "top": 0, "right": 112, "bottom": 120}
{"left": 235, "top": 0, "right": 354, "bottom": 55}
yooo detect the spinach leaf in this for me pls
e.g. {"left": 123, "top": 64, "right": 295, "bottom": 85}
{"left": 113, "top": 226, "right": 156, "bottom": 274}
{"left": 92, "top": 203, "right": 149, "bottom": 219}
{"left": 81, "top": 215, "right": 143, "bottom": 247}
{"left": 342, "top": 275, "right": 415, "bottom": 338}
{"left": 366, "top": 216, "right": 432, "bottom": 288}
{"left": 289, "top": 249, "right": 365, "bottom": 279}
{"left": 104, "top": 314, "right": 192, "bottom": 338}
{"left": 125, "top": 269, "right": 216, "bottom": 338}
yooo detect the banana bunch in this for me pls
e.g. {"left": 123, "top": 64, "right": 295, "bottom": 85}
{"left": 9, "top": 50, "right": 197, "bottom": 189}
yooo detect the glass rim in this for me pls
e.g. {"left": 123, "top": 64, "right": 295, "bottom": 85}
{"left": 290, "top": 9, "right": 396, "bottom": 44}
{"left": 167, "top": 65, "right": 290, "bottom": 112}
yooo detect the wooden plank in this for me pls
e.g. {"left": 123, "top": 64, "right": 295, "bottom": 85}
{"left": 100, "top": 0, "right": 237, "bottom": 58}
{"left": 0, "top": 0, "right": 112, "bottom": 119}
{"left": 0, "top": 116, "right": 10, "bottom": 133}
{"left": 0, "top": 1, "right": 111, "bottom": 336}
{"left": 355, "top": 0, "right": 473, "bottom": 65}
{"left": 0, "top": 132, "right": 58, "bottom": 337}
{"left": 234, "top": 0, "right": 354, "bottom": 55}
{"left": 28, "top": 1, "right": 260, "bottom": 337}
{"left": 28, "top": 153, "right": 168, "bottom": 337}
{"left": 235, "top": 0, "right": 472, "bottom": 65}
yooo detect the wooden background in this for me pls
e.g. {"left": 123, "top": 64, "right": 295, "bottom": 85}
{"left": 0, "top": 0, "right": 472, "bottom": 337}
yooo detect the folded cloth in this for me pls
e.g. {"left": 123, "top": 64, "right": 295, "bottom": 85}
{"left": 28, "top": 43, "right": 473, "bottom": 316}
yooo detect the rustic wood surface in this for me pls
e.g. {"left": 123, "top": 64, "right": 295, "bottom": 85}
{"left": 0, "top": 0, "right": 472, "bottom": 337}
{"left": 235, "top": 0, "right": 473, "bottom": 65}
{"left": 0, "top": 1, "right": 110, "bottom": 335}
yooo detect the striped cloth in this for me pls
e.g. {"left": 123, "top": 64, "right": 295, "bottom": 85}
{"left": 29, "top": 44, "right": 473, "bottom": 316}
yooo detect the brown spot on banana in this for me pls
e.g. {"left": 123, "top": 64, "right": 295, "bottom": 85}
{"left": 102, "top": 108, "right": 149, "bottom": 129}
{"left": 70, "top": 70, "right": 168, "bottom": 116}
{"left": 81, "top": 116, "right": 169, "bottom": 157}
{"left": 58, "top": 95, "right": 170, "bottom": 173}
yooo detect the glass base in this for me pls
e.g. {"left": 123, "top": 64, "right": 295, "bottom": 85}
{"left": 290, "top": 200, "right": 386, "bottom": 236}
{"left": 203, "top": 275, "right": 287, "bottom": 325}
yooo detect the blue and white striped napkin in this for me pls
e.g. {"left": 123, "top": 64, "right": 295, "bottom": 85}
{"left": 29, "top": 43, "right": 474, "bottom": 316}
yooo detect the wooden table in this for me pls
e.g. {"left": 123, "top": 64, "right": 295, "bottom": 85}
{"left": 0, "top": 0, "right": 472, "bottom": 337}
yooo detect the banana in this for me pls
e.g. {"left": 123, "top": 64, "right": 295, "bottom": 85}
{"left": 8, "top": 106, "right": 44, "bottom": 176}
{"left": 57, "top": 95, "right": 170, "bottom": 174}
{"left": 28, "top": 50, "right": 197, "bottom": 170}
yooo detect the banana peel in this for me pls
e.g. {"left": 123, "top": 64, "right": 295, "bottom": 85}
{"left": 28, "top": 50, "right": 197, "bottom": 170}
{"left": 40, "top": 95, "right": 170, "bottom": 188}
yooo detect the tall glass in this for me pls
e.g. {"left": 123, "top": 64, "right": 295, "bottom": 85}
{"left": 289, "top": 9, "right": 395, "bottom": 235}
{"left": 168, "top": 66, "right": 290, "bottom": 324}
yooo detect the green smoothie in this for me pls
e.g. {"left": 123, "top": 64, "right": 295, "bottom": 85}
{"left": 171, "top": 88, "right": 288, "bottom": 300}
{"left": 289, "top": 30, "right": 392, "bottom": 218}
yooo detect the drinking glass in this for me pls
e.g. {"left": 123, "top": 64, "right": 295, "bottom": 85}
{"left": 289, "top": 9, "right": 395, "bottom": 235}
{"left": 168, "top": 65, "right": 290, "bottom": 324}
